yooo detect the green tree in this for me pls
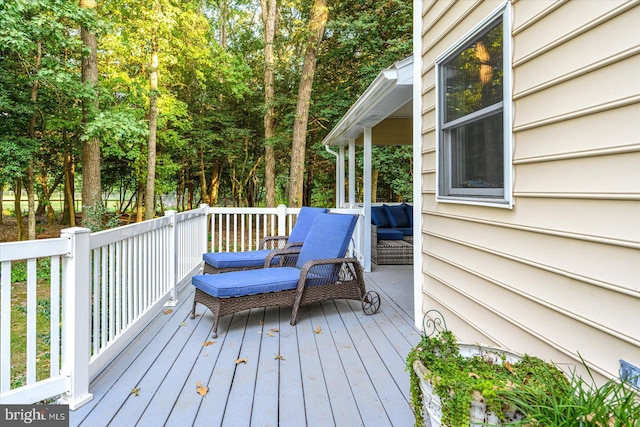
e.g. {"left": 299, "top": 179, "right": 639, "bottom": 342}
{"left": 0, "top": 0, "right": 94, "bottom": 237}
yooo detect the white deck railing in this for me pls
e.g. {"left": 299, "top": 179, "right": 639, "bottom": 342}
{"left": 0, "top": 204, "right": 363, "bottom": 409}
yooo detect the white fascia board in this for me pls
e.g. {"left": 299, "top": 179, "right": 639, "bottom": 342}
{"left": 322, "top": 55, "right": 413, "bottom": 147}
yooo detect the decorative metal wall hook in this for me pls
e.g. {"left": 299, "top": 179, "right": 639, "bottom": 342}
{"left": 422, "top": 309, "right": 447, "bottom": 338}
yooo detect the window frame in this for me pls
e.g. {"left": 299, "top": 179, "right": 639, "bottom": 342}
{"left": 435, "top": 2, "right": 513, "bottom": 208}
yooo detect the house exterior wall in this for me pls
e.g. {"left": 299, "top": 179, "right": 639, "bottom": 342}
{"left": 417, "top": 0, "right": 640, "bottom": 381}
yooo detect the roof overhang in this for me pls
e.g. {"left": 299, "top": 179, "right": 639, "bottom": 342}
{"left": 322, "top": 55, "right": 413, "bottom": 147}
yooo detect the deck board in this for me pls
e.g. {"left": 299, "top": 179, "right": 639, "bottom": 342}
{"left": 69, "top": 265, "right": 418, "bottom": 427}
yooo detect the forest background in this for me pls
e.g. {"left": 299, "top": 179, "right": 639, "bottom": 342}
{"left": 0, "top": 0, "right": 413, "bottom": 241}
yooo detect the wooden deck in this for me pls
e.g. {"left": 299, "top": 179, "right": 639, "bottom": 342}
{"left": 69, "top": 265, "right": 419, "bottom": 427}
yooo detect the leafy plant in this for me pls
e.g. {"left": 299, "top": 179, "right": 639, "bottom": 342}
{"left": 82, "top": 200, "right": 120, "bottom": 232}
{"left": 11, "top": 258, "right": 52, "bottom": 282}
{"left": 406, "top": 330, "right": 565, "bottom": 427}
{"left": 502, "top": 356, "right": 640, "bottom": 427}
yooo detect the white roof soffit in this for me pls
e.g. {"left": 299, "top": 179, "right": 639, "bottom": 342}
{"left": 322, "top": 55, "right": 413, "bottom": 147}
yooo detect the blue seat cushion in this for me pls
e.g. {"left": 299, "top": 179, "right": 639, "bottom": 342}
{"left": 371, "top": 206, "right": 391, "bottom": 228}
{"left": 192, "top": 267, "right": 302, "bottom": 298}
{"left": 287, "top": 207, "right": 328, "bottom": 243}
{"left": 203, "top": 249, "right": 272, "bottom": 269}
{"left": 376, "top": 228, "right": 404, "bottom": 240}
{"left": 394, "top": 227, "right": 413, "bottom": 237}
{"left": 384, "top": 204, "right": 410, "bottom": 228}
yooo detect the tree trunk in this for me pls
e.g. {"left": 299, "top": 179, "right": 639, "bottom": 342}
{"left": 80, "top": 0, "right": 102, "bottom": 218}
{"left": 0, "top": 189, "right": 3, "bottom": 225}
{"left": 198, "top": 146, "right": 210, "bottom": 205}
{"left": 136, "top": 178, "right": 144, "bottom": 222}
{"left": 219, "top": 0, "right": 228, "bottom": 49}
{"left": 27, "top": 41, "right": 42, "bottom": 240}
{"left": 14, "top": 180, "right": 25, "bottom": 241}
{"left": 26, "top": 166, "right": 35, "bottom": 240}
{"left": 209, "top": 161, "right": 221, "bottom": 205}
{"left": 288, "top": 0, "right": 328, "bottom": 207}
{"left": 145, "top": 44, "right": 159, "bottom": 220}
{"left": 261, "top": 0, "right": 277, "bottom": 207}
{"left": 63, "top": 141, "right": 76, "bottom": 227}
{"left": 36, "top": 172, "right": 62, "bottom": 224}
{"left": 372, "top": 168, "right": 378, "bottom": 203}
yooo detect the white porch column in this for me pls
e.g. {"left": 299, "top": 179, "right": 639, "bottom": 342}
{"left": 363, "top": 128, "right": 372, "bottom": 272}
{"left": 338, "top": 146, "right": 346, "bottom": 207}
{"left": 413, "top": 1, "right": 424, "bottom": 330}
{"left": 348, "top": 139, "right": 356, "bottom": 207}
{"left": 59, "top": 227, "right": 93, "bottom": 410}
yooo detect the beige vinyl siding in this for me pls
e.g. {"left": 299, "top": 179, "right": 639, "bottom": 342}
{"left": 419, "top": 0, "right": 640, "bottom": 381}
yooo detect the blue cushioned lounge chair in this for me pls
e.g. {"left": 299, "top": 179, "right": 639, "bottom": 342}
{"left": 203, "top": 206, "right": 328, "bottom": 274}
{"left": 191, "top": 213, "right": 381, "bottom": 337}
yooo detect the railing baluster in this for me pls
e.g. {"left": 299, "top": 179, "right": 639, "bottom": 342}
{"left": 115, "top": 241, "right": 121, "bottom": 336}
{"left": 109, "top": 243, "right": 115, "bottom": 342}
{"left": 127, "top": 237, "right": 133, "bottom": 325}
{"left": 26, "top": 258, "right": 36, "bottom": 384}
{"left": 101, "top": 246, "right": 107, "bottom": 349}
{"left": 92, "top": 249, "right": 99, "bottom": 355}
{"left": 50, "top": 256, "right": 60, "bottom": 377}
{"left": 1, "top": 261, "right": 12, "bottom": 393}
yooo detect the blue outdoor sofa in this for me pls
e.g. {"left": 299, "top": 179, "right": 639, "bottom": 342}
{"left": 371, "top": 203, "right": 413, "bottom": 265}
{"left": 191, "top": 213, "right": 381, "bottom": 337}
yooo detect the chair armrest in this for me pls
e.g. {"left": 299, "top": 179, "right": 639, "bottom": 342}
{"left": 297, "top": 257, "right": 365, "bottom": 291}
{"left": 260, "top": 235, "right": 289, "bottom": 250}
{"left": 264, "top": 247, "right": 302, "bottom": 268}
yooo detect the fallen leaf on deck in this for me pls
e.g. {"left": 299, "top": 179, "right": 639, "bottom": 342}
{"left": 196, "top": 381, "right": 208, "bottom": 396}
{"left": 275, "top": 355, "right": 285, "bottom": 360}
{"left": 236, "top": 358, "right": 248, "bottom": 364}
{"left": 203, "top": 341, "right": 216, "bottom": 346}
{"left": 314, "top": 326, "right": 322, "bottom": 334}
{"left": 130, "top": 387, "right": 140, "bottom": 396}
{"left": 163, "top": 308, "right": 173, "bottom": 315}
{"left": 179, "top": 321, "right": 186, "bottom": 327}
{"left": 269, "top": 328, "right": 279, "bottom": 333}
{"left": 266, "top": 332, "right": 274, "bottom": 337}
{"left": 259, "top": 320, "right": 264, "bottom": 325}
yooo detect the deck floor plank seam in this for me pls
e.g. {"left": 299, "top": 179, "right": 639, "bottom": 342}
{"left": 308, "top": 302, "right": 362, "bottom": 426}
{"left": 332, "top": 299, "right": 416, "bottom": 426}
{"left": 320, "top": 300, "right": 393, "bottom": 427}
{"left": 193, "top": 310, "right": 251, "bottom": 426}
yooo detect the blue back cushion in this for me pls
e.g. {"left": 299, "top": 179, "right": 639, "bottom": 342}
{"left": 371, "top": 206, "right": 391, "bottom": 228}
{"left": 295, "top": 213, "right": 357, "bottom": 269}
{"left": 403, "top": 203, "right": 413, "bottom": 226}
{"left": 384, "top": 204, "right": 410, "bottom": 228}
{"left": 287, "top": 207, "right": 329, "bottom": 243}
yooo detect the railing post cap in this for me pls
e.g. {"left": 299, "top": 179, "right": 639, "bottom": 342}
{"left": 61, "top": 227, "right": 91, "bottom": 235}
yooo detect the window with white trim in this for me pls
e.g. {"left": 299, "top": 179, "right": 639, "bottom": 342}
{"left": 436, "top": 5, "right": 512, "bottom": 206}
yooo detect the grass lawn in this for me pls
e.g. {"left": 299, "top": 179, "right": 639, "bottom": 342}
{"left": 7, "top": 261, "right": 58, "bottom": 390}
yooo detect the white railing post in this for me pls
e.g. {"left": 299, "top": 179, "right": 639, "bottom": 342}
{"left": 200, "top": 204, "right": 209, "bottom": 257}
{"left": 164, "top": 210, "right": 178, "bottom": 307}
{"left": 59, "top": 227, "right": 93, "bottom": 410}
{"left": 277, "top": 204, "right": 287, "bottom": 236}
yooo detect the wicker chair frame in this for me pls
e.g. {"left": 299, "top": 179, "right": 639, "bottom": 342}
{"left": 192, "top": 254, "right": 368, "bottom": 338}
